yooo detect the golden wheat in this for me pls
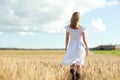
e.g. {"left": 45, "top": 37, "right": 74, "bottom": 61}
{"left": 0, "top": 50, "right": 120, "bottom": 80}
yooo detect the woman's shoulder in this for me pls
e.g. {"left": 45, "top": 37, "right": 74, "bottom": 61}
{"left": 65, "top": 24, "right": 86, "bottom": 32}
{"left": 79, "top": 25, "right": 85, "bottom": 29}
{"left": 79, "top": 25, "right": 86, "bottom": 32}
{"left": 65, "top": 25, "right": 70, "bottom": 28}
{"left": 64, "top": 25, "right": 70, "bottom": 32}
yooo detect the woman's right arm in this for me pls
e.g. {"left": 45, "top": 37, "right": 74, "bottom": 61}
{"left": 65, "top": 31, "right": 69, "bottom": 51}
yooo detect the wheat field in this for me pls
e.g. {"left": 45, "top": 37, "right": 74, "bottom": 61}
{"left": 0, "top": 50, "right": 120, "bottom": 80}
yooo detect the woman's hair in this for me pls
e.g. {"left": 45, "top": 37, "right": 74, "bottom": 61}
{"left": 70, "top": 12, "right": 80, "bottom": 29}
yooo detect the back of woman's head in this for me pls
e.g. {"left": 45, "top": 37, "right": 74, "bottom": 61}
{"left": 70, "top": 12, "right": 80, "bottom": 29}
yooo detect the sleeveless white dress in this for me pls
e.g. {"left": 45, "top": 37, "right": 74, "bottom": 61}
{"left": 61, "top": 25, "right": 86, "bottom": 66}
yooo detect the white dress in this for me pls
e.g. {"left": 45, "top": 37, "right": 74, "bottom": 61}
{"left": 61, "top": 25, "right": 86, "bottom": 66}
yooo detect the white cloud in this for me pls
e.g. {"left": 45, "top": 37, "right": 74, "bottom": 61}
{"left": 0, "top": 0, "right": 119, "bottom": 35}
{"left": 90, "top": 18, "right": 106, "bottom": 31}
{"left": 106, "top": 1, "right": 119, "bottom": 7}
{"left": 0, "top": 32, "right": 4, "bottom": 35}
{"left": 14, "top": 32, "right": 36, "bottom": 36}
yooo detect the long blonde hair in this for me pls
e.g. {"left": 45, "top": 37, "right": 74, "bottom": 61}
{"left": 70, "top": 12, "right": 80, "bottom": 29}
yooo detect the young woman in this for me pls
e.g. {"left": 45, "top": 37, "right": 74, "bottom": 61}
{"left": 61, "top": 12, "right": 88, "bottom": 80}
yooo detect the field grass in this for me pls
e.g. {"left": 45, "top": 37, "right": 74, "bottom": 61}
{"left": 0, "top": 50, "right": 120, "bottom": 80}
{"left": 91, "top": 50, "right": 120, "bottom": 55}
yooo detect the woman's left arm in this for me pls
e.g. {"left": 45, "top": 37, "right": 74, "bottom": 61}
{"left": 82, "top": 32, "right": 89, "bottom": 56}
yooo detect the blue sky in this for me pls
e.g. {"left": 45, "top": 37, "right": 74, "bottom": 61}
{"left": 0, "top": 0, "right": 120, "bottom": 49}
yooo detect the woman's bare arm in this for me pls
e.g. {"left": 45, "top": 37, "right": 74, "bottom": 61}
{"left": 65, "top": 31, "right": 69, "bottom": 51}
{"left": 82, "top": 32, "right": 89, "bottom": 56}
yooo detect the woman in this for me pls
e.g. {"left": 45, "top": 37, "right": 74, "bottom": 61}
{"left": 61, "top": 12, "right": 88, "bottom": 80}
